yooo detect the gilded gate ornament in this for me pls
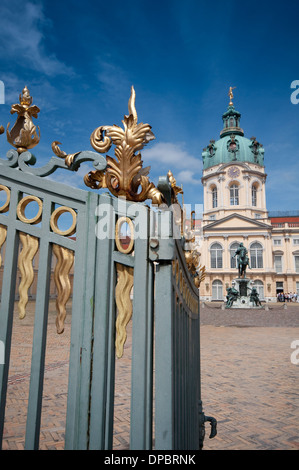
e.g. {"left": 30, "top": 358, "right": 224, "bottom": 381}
{"left": 53, "top": 244, "right": 74, "bottom": 334}
{"left": 85, "top": 86, "right": 163, "bottom": 205}
{"left": 0, "top": 225, "right": 7, "bottom": 267}
{"left": 6, "top": 86, "right": 40, "bottom": 153}
{"left": 51, "top": 141, "right": 81, "bottom": 168}
{"left": 115, "top": 263, "right": 134, "bottom": 358}
{"left": 18, "top": 233, "right": 39, "bottom": 319}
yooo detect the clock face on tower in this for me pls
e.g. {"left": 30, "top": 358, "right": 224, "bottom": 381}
{"left": 228, "top": 166, "right": 240, "bottom": 178}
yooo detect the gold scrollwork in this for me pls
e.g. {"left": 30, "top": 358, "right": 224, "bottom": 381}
{"left": 53, "top": 244, "right": 74, "bottom": 334}
{"left": 51, "top": 141, "right": 80, "bottom": 167}
{"left": 115, "top": 263, "right": 134, "bottom": 359}
{"left": 194, "top": 265, "right": 206, "bottom": 288}
{"left": 0, "top": 225, "right": 7, "bottom": 267}
{"left": 17, "top": 195, "right": 43, "bottom": 224}
{"left": 115, "top": 217, "right": 134, "bottom": 254}
{"left": 18, "top": 233, "right": 39, "bottom": 319}
{"left": 86, "top": 86, "right": 163, "bottom": 205}
{"left": 50, "top": 206, "right": 77, "bottom": 236}
{"left": 0, "top": 185, "right": 10, "bottom": 213}
{"left": 175, "top": 260, "right": 179, "bottom": 285}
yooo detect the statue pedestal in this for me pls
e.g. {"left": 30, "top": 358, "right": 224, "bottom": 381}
{"left": 227, "top": 277, "right": 263, "bottom": 309}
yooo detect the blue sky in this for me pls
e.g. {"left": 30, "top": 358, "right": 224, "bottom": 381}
{"left": 0, "top": 0, "right": 299, "bottom": 212}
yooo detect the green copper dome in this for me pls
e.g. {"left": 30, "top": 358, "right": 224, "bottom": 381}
{"left": 202, "top": 104, "right": 265, "bottom": 170}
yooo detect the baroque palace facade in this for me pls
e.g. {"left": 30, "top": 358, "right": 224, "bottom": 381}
{"left": 198, "top": 91, "right": 299, "bottom": 302}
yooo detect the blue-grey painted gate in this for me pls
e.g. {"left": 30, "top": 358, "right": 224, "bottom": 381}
{"left": 0, "top": 88, "right": 216, "bottom": 451}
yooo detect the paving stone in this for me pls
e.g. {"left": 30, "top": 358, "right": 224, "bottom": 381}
{"left": 1, "top": 300, "right": 299, "bottom": 450}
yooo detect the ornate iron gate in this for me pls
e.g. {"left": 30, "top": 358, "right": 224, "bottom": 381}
{"left": 0, "top": 86, "right": 216, "bottom": 450}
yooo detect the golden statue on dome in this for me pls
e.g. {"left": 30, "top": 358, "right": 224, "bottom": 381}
{"left": 228, "top": 86, "right": 236, "bottom": 106}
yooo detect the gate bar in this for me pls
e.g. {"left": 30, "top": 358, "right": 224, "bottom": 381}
{"left": 0, "top": 187, "right": 20, "bottom": 449}
{"left": 130, "top": 204, "right": 154, "bottom": 450}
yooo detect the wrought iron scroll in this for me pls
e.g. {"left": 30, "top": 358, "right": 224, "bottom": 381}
{"left": 0, "top": 86, "right": 107, "bottom": 180}
{"left": 0, "top": 149, "right": 107, "bottom": 178}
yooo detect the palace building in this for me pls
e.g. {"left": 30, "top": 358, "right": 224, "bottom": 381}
{"left": 199, "top": 91, "right": 299, "bottom": 302}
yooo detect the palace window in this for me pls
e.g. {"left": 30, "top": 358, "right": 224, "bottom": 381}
{"left": 293, "top": 238, "right": 299, "bottom": 246}
{"left": 250, "top": 242, "right": 263, "bottom": 268}
{"left": 212, "top": 186, "right": 218, "bottom": 208}
{"left": 252, "top": 185, "right": 257, "bottom": 206}
{"left": 273, "top": 239, "right": 282, "bottom": 246}
{"left": 274, "top": 255, "right": 283, "bottom": 273}
{"left": 230, "top": 242, "right": 239, "bottom": 269}
{"left": 253, "top": 280, "right": 264, "bottom": 300}
{"left": 212, "top": 280, "right": 223, "bottom": 300}
{"left": 295, "top": 255, "right": 299, "bottom": 273}
{"left": 230, "top": 184, "right": 239, "bottom": 205}
{"left": 210, "top": 243, "right": 223, "bottom": 269}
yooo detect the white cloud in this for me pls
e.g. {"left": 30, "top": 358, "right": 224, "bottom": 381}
{"left": 176, "top": 170, "right": 201, "bottom": 185}
{"left": 142, "top": 141, "right": 202, "bottom": 185}
{"left": 143, "top": 142, "right": 199, "bottom": 167}
{"left": 0, "top": 0, "right": 74, "bottom": 77}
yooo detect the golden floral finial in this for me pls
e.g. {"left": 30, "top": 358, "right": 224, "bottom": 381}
{"left": 6, "top": 86, "right": 40, "bottom": 153}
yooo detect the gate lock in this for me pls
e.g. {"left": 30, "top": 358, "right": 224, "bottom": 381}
{"left": 198, "top": 401, "right": 217, "bottom": 449}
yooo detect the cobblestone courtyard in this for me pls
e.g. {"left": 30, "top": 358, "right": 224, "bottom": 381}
{"left": 1, "top": 301, "right": 299, "bottom": 450}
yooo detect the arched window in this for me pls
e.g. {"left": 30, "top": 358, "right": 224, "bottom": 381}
{"left": 210, "top": 243, "right": 223, "bottom": 268}
{"left": 253, "top": 280, "right": 264, "bottom": 300}
{"left": 212, "top": 280, "right": 223, "bottom": 300}
{"left": 230, "top": 184, "right": 239, "bottom": 205}
{"left": 230, "top": 242, "right": 240, "bottom": 269}
{"left": 212, "top": 186, "right": 217, "bottom": 208}
{"left": 250, "top": 242, "right": 263, "bottom": 268}
{"left": 252, "top": 185, "right": 257, "bottom": 207}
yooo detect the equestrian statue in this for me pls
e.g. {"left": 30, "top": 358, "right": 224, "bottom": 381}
{"left": 233, "top": 242, "right": 250, "bottom": 278}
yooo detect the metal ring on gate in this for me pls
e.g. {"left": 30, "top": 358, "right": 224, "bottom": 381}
{"left": 115, "top": 217, "right": 134, "bottom": 254}
{"left": 17, "top": 195, "right": 43, "bottom": 224}
{"left": 0, "top": 185, "right": 10, "bottom": 213}
{"left": 50, "top": 206, "right": 77, "bottom": 236}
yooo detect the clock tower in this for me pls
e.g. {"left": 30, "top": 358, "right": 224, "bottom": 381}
{"left": 201, "top": 92, "right": 268, "bottom": 222}
{"left": 199, "top": 90, "right": 275, "bottom": 302}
